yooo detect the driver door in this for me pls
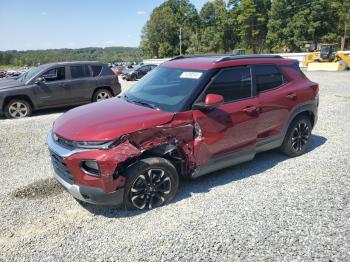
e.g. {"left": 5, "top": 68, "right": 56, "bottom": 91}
{"left": 34, "top": 66, "right": 71, "bottom": 107}
{"left": 192, "top": 66, "right": 259, "bottom": 174}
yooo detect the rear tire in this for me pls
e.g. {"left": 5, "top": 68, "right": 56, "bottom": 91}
{"left": 280, "top": 116, "right": 312, "bottom": 157}
{"left": 4, "top": 99, "right": 32, "bottom": 119}
{"left": 92, "top": 89, "right": 112, "bottom": 102}
{"left": 123, "top": 157, "right": 179, "bottom": 210}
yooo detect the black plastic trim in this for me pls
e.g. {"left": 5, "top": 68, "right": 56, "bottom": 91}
{"left": 191, "top": 147, "right": 255, "bottom": 178}
{"left": 79, "top": 185, "right": 124, "bottom": 206}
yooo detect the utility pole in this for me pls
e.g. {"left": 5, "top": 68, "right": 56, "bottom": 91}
{"left": 179, "top": 27, "right": 182, "bottom": 56}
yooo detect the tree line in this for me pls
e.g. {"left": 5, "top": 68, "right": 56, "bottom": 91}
{"left": 0, "top": 47, "right": 141, "bottom": 67}
{"left": 140, "top": 0, "right": 350, "bottom": 58}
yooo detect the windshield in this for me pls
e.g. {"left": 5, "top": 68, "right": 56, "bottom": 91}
{"left": 124, "top": 66, "right": 206, "bottom": 112}
{"left": 18, "top": 66, "right": 43, "bottom": 83}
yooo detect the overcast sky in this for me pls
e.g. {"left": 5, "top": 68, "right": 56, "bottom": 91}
{"left": 0, "top": 0, "right": 210, "bottom": 51}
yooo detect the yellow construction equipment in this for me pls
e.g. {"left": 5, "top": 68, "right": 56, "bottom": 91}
{"left": 303, "top": 44, "right": 350, "bottom": 71}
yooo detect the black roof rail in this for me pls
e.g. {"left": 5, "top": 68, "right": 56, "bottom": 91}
{"left": 215, "top": 54, "right": 283, "bottom": 63}
{"left": 169, "top": 54, "right": 283, "bottom": 63}
{"left": 170, "top": 54, "right": 228, "bottom": 61}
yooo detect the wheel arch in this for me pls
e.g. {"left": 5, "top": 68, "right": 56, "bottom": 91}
{"left": 115, "top": 143, "right": 189, "bottom": 179}
{"left": 140, "top": 144, "right": 185, "bottom": 173}
{"left": 286, "top": 103, "right": 317, "bottom": 131}
{"left": 92, "top": 86, "right": 114, "bottom": 98}
{"left": 3, "top": 95, "right": 35, "bottom": 111}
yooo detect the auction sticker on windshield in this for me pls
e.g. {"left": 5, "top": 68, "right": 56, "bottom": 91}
{"left": 180, "top": 72, "right": 203, "bottom": 79}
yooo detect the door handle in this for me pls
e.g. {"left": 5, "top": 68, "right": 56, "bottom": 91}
{"left": 243, "top": 106, "right": 259, "bottom": 115}
{"left": 59, "top": 83, "right": 68, "bottom": 87}
{"left": 286, "top": 93, "right": 297, "bottom": 100}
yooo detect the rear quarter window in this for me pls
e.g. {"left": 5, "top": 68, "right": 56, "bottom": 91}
{"left": 100, "top": 66, "right": 115, "bottom": 76}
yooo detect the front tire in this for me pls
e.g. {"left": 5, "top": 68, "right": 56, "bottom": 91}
{"left": 4, "top": 99, "right": 32, "bottom": 119}
{"left": 123, "top": 157, "right": 179, "bottom": 210}
{"left": 280, "top": 116, "right": 312, "bottom": 157}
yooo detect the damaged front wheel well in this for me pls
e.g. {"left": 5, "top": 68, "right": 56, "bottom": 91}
{"left": 114, "top": 144, "right": 189, "bottom": 179}
{"left": 140, "top": 144, "right": 186, "bottom": 176}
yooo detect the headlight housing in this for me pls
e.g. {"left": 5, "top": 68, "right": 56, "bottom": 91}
{"left": 75, "top": 141, "right": 115, "bottom": 149}
{"left": 53, "top": 132, "right": 128, "bottom": 150}
{"left": 74, "top": 135, "right": 128, "bottom": 149}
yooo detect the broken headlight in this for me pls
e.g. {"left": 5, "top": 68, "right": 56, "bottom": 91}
{"left": 75, "top": 135, "right": 128, "bottom": 150}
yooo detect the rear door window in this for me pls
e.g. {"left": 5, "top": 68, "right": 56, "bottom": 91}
{"left": 206, "top": 67, "right": 252, "bottom": 102}
{"left": 91, "top": 65, "right": 102, "bottom": 77}
{"left": 41, "top": 67, "right": 65, "bottom": 82}
{"left": 255, "top": 65, "right": 286, "bottom": 92}
{"left": 70, "top": 65, "right": 91, "bottom": 79}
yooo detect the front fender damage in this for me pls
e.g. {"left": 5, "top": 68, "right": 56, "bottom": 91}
{"left": 112, "top": 115, "right": 196, "bottom": 179}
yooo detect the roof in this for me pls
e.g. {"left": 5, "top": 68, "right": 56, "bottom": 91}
{"left": 39, "top": 61, "right": 105, "bottom": 69}
{"left": 162, "top": 55, "right": 297, "bottom": 70}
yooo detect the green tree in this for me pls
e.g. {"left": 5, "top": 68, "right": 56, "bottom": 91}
{"left": 267, "top": 0, "right": 345, "bottom": 52}
{"left": 331, "top": 0, "right": 350, "bottom": 50}
{"left": 229, "top": 0, "right": 270, "bottom": 53}
{"left": 140, "top": 0, "right": 199, "bottom": 58}
{"left": 0, "top": 47, "right": 142, "bottom": 67}
{"left": 194, "top": 0, "right": 230, "bottom": 53}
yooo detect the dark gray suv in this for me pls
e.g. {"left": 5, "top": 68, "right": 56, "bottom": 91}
{"left": 0, "top": 61, "right": 121, "bottom": 119}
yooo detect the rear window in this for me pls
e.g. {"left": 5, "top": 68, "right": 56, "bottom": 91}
{"left": 70, "top": 65, "right": 91, "bottom": 78}
{"left": 255, "top": 65, "right": 285, "bottom": 92}
{"left": 91, "top": 65, "right": 102, "bottom": 77}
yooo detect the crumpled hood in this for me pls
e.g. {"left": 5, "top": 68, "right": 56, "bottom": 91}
{"left": 0, "top": 79, "right": 23, "bottom": 90}
{"left": 53, "top": 97, "right": 175, "bottom": 141}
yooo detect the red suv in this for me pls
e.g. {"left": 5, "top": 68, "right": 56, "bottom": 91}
{"left": 48, "top": 55, "right": 319, "bottom": 210}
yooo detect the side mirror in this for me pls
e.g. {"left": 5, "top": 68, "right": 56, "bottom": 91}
{"left": 193, "top": 94, "right": 224, "bottom": 111}
{"left": 35, "top": 77, "right": 45, "bottom": 85}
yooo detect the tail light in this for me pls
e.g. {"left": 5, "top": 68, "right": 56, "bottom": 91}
{"left": 114, "top": 74, "right": 119, "bottom": 84}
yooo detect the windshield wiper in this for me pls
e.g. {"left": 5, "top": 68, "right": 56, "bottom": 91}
{"left": 123, "top": 94, "right": 159, "bottom": 110}
{"left": 131, "top": 99, "right": 160, "bottom": 110}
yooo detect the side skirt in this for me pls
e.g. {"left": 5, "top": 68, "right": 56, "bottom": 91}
{"left": 191, "top": 147, "right": 255, "bottom": 179}
{"left": 256, "top": 134, "right": 284, "bottom": 153}
{"left": 191, "top": 135, "right": 284, "bottom": 179}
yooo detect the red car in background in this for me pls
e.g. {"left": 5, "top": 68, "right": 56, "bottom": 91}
{"left": 48, "top": 55, "right": 319, "bottom": 210}
{"left": 114, "top": 66, "right": 124, "bottom": 75}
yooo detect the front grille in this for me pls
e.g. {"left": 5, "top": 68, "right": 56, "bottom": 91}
{"left": 56, "top": 136, "right": 75, "bottom": 149}
{"left": 50, "top": 150, "right": 74, "bottom": 184}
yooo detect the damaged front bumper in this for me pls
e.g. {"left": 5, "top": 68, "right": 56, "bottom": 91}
{"left": 53, "top": 168, "right": 124, "bottom": 206}
{"left": 47, "top": 131, "right": 126, "bottom": 206}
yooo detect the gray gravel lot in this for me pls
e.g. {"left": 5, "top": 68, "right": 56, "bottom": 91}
{"left": 0, "top": 74, "right": 350, "bottom": 261}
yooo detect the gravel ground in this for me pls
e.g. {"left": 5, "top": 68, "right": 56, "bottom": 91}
{"left": 0, "top": 73, "right": 349, "bottom": 261}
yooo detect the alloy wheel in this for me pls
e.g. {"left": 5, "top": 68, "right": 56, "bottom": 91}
{"left": 96, "top": 91, "right": 111, "bottom": 101}
{"left": 291, "top": 122, "right": 310, "bottom": 152}
{"left": 8, "top": 102, "right": 29, "bottom": 118}
{"left": 130, "top": 169, "right": 172, "bottom": 210}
